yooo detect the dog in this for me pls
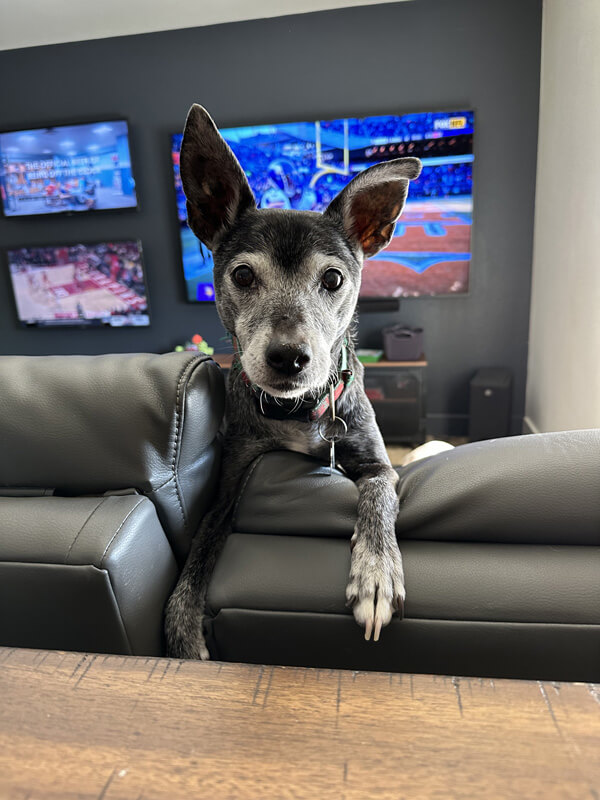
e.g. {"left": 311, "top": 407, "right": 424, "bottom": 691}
{"left": 165, "top": 104, "right": 425, "bottom": 660}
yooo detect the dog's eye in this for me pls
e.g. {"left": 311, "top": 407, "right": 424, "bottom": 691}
{"left": 322, "top": 268, "right": 343, "bottom": 291}
{"left": 232, "top": 265, "right": 255, "bottom": 288}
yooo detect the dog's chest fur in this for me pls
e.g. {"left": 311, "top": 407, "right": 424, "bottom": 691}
{"left": 270, "top": 419, "right": 325, "bottom": 458}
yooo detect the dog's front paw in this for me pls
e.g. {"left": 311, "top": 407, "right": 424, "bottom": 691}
{"left": 345, "top": 537, "right": 405, "bottom": 642}
{"left": 165, "top": 592, "right": 211, "bottom": 661}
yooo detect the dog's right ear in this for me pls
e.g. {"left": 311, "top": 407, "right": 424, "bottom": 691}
{"left": 324, "top": 158, "right": 422, "bottom": 259}
{"left": 179, "top": 104, "right": 256, "bottom": 250}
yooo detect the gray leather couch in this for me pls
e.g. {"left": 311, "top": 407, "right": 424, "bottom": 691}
{"left": 1, "top": 352, "right": 598, "bottom": 681}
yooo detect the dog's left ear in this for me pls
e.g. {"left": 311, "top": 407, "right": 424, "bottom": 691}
{"left": 324, "top": 158, "right": 422, "bottom": 259}
{"left": 179, "top": 104, "right": 256, "bottom": 250}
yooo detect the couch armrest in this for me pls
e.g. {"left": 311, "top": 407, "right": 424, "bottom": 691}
{"left": 0, "top": 495, "right": 178, "bottom": 655}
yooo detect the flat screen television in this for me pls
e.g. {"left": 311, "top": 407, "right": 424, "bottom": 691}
{"left": 7, "top": 240, "right": 150, "bottom": 327}
{"left": 0, "top": 119, "right": 138, "bottom": 217}
{"left": 171, "top": 109, "right": 474, "bottom": 303}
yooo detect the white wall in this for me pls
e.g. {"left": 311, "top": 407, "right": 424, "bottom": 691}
{"left": 0, "top": 0, "right": 412, "bottom": 51}
{"left": 525, "top": 0, "right": 600, "bottom": 433}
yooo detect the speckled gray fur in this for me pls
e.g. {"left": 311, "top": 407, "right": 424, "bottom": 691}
{"left": 165, "top": 105, "right": 422, "bottom": 658}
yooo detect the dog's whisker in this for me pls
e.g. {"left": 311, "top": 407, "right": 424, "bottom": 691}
{"left": 285, "top": 396, "right": 300, "bottom": 415}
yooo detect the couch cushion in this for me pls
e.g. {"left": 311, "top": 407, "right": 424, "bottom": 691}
{"left": 0, "top": 352, "right": 225, "bottom": 561}
{"left": 208, "top": 534, "right": 600, "bottom": 626}
{"left": 204, "top": 533, "right": 600, "bottom": 680}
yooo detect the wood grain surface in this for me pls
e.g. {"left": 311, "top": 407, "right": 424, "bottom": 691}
{"left": 0, "top": 647, "right": 599, "bottom": 800}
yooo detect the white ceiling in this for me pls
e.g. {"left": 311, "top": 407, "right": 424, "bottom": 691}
{"left": 0, "top": 0, "right": 413, "bottom": 52}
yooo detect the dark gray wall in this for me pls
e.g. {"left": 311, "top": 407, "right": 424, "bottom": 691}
{"left": 0, "top": 0, "right": 542, "bottom": 434}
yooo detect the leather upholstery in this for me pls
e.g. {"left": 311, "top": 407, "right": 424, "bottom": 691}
{"left": 206, "top": 611, "right": 598, "bottom": 681}
{"left": 233, "top": 430, "right": 600, "bottom": 545}
{"left": 206, "top": 434, "right": 600, "bottom": 680}
{"left": 208, "top": 535, "right": 600, "bottom": 626}
{"left": 396, "top": 429, "right": 600, "bottom": 545}
{"left": 0, "top": 352, "right": 225, "bottom": 562}
{"left": 0, "top": 494, "right": 178, "bottom": 654}
{"left": 0, "top": 352, "right": 226, "bottom": 656}
{"left": 232, "top": 452, "right": 357, "bottom": 538}
{"left": 0, "top": 348, "right": 597, "bottom": 679}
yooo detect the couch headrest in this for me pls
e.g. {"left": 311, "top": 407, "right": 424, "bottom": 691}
{"left": 0, "top": 352, "right": 225, "bottom": 562}
{"left": 231, "top": 430, "right": 600, "bottom": 545}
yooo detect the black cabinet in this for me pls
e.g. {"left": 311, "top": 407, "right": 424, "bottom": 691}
{"left": 363, "top": 359, "right": 427, "bottom": 444}
{"left": 468, "top": 368, "right": 512, "bottom": 441}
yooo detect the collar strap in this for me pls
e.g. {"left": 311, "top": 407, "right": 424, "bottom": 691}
{"left": 232, "top": 338, "right": 354, "bottom": 423}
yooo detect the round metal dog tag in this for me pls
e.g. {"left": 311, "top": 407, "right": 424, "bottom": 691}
{"left": 318, "top": 416, "right": 348, "bottom": 443}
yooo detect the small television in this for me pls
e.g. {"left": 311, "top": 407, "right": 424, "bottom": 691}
{"left": 171, "top": 109, "right": 473, "bottom": 303}
{"left": 7, "top": 240, "right": 150, "bottom": 327}
{"left": 0, "top": 119, "right": 138, "bottom": 218}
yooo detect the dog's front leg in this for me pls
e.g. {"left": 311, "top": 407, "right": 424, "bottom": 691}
{"left": 165, "top": 439, "right": 264, "bottom": 660}
{"left": 165, "top": 498, "right": 235, "bottom": 660}
{"left": 338, "top": 440, "right": 404, "bottom": 641}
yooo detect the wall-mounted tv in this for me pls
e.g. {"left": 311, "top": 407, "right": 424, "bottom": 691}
{"left": 7, "top": 240, "right": 149, "bottom": 327}
{"left": 0, "top": 119, "right": 138, "bottom": 218}
{"left": 171, "top": 109, "right": 474, "bottom": 303}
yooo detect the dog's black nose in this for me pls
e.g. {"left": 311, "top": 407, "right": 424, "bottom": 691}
{"left": 266, "top": 342, "right": 311, "bottom": 376}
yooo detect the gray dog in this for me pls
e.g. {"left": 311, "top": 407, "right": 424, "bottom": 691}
{"left": 165, "top": 105, "right": 423, "bottom": 660}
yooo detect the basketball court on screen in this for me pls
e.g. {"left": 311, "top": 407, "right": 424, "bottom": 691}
{"left": 11, "top": 263, "right": 146, "bottom": 321}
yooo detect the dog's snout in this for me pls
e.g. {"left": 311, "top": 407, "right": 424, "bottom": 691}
{"left": 266, "top": 342, "right": 311, "bottom": 376}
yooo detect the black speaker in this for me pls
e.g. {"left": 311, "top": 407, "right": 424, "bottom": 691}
{"left": 469, "top": 368, "right": 512, "bottom": 441}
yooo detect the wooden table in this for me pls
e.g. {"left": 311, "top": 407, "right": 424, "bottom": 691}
{"left": 1, "top": 647, "right": 599, "bottom": 799}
